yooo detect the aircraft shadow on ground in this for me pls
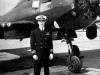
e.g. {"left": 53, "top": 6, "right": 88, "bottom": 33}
{"left": 0, "top": 48, "right": 100, "bottom": 74}
{"left": 50, "top": 53, "right": 68, "bottom": 66}
{"left": 0, "top": 47, "right": 33, "bottom": 73}
{"left": 0, "top": 47, "right": 69, "bottom": 74}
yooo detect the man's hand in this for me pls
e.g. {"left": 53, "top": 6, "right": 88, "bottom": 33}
{"left": 33, "top": 54, "right": 38, "bottom": 60}
{"left": 49, "top": 54, "right": 53, "bottom": 60}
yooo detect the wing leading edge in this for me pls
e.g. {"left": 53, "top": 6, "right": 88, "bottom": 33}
{"left": 0, "top": 21, "right": 38, "bottom": 40}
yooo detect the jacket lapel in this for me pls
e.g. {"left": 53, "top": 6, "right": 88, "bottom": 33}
{"left": 37, "top": 28, "right": 44, "bottom": 39}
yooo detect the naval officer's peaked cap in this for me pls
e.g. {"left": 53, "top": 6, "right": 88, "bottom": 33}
{"left": 35, "top": 15, "right": 47, "bottom": 21}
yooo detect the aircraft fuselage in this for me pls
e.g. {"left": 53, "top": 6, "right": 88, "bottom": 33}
{"left": 0, "top": 0, "right": 100, "bottom": 39}
{"left": 0, "top": 0, "right": 99, "bottom": 30}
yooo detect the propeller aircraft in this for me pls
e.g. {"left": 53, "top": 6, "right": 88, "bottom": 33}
{"left": 0, "top": 0, "right": 100, "bottom": 73}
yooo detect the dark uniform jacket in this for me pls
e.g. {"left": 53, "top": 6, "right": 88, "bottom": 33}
{"left": 30, "top": 28, "right": 53, "bottom": 58}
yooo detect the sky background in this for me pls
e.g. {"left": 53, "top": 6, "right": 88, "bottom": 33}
{"left": 0, "top": 0, "right": 20, "bottom": 16}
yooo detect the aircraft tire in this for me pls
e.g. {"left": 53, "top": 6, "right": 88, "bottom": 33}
{"left": 86, "top": 24, "right": 97, "bottom": 39}
{"left": 68, "top": 56, "right": 82, "bottom": 73}
{"left": 72, "top": 45, "right": 80, "bottom": 57}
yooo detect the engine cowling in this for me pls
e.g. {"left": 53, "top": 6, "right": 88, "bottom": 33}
{"left": 86, "top": 24, "right": 97, "bottom": 39}
{"left": 91, "top": 0, "right": 100, "bottom": 17}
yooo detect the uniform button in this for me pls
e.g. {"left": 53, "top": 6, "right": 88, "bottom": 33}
{"left": 40, "top": 43, "right": 42, "bottom": 44}
{"left": 41, "top": 47, "right": 42, "bottom": 48}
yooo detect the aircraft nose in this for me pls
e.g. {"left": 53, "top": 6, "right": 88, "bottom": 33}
{"left": 91, "top": 0, "right": 100, "bottom": 16}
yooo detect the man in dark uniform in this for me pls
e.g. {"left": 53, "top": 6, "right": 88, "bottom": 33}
{"left": 30, "top": 15, "right": 53, "bottom": 75}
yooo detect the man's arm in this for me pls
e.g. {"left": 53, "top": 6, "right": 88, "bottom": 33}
{"left": 49, "top": 32, "right": 54, "bottom": 60}
{"left": 30, "top": 30, "right": 36, "bottom": 55}
{"left": 49, "top": 32, "right": 53, "bottom": 54}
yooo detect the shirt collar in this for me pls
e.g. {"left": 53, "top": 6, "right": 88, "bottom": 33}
{"left": 39, "top": 27, "right": 45, "bottom": 31}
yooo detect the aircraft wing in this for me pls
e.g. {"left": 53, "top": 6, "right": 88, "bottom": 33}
{"left": 0, "top": 21, "right": 38, "bottom": 40}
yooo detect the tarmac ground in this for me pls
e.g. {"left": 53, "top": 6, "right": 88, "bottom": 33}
{"left": 0, "top": 29, "right": 100, "bottom": 75}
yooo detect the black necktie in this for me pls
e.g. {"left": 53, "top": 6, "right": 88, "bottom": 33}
{"left": 41, "top": 28, "right": 45, "bottom": 39}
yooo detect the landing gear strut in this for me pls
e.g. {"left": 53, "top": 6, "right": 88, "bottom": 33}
{"left": 63, "top": 33, "right": 82, "bottom": 73}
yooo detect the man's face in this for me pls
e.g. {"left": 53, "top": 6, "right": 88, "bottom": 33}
{"left": 37, "top": 20, "right": 46, "bottom": 27}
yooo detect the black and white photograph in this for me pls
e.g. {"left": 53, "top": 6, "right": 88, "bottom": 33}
{"left": 0, "top": 0, "right": 100, "bottom": 75}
